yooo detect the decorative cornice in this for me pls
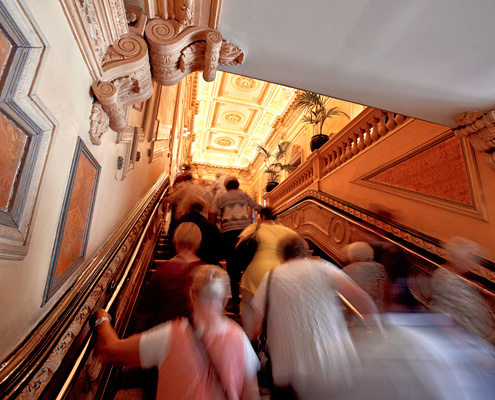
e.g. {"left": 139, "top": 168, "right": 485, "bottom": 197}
{"left": 190, "top": 162, "right": 252, "bottom": 180}
{"left": 60, "top": 0, "right": 129, "bottom": 81}
{"left": 454, "top": 110, "right": 495, "bottom": 171}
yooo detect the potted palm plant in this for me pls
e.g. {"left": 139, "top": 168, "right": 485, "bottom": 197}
{"left": 256, "top": 141, "right": 296, "bottom": 192}
{"left": 293, "top": 91, "right": 350, "bottom": 151}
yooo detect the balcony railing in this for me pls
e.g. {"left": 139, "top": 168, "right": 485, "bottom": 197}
{"left": 266, "top": 107, "right": 408, "bottom": 210}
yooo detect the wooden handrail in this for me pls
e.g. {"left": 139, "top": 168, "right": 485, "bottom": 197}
{"left": 55, "top": 186, "right": 168, "bottom": 400}
{"left": 0, "top": 176, "right": 169, "bottom": 400}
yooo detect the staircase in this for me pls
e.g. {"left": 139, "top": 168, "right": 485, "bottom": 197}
{"left": 111, "top": 230, "right": 173, "bottom": 400}
{"left": 109, "top": 229, "right": 257, "bottom": 399}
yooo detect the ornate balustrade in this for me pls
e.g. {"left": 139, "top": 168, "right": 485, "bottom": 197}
{"left": 266, "top": 107, "right": 408, "bottom": 210}
{"left": 267, "top": 161, "right": 315, "bottom": 210}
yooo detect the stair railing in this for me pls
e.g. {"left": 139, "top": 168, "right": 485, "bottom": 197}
{"left": 54, "top": 186, "right": 168, "bottom": 400}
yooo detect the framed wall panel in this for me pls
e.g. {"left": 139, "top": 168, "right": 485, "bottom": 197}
{"left": 0, "top": 0, "right": 56, "bottom": 259}
{"left": 43, "top": 138, "right": 101, "bottom": 304}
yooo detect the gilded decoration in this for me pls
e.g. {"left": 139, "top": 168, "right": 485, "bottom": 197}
{"left": 232, "top": 76, "right": 258, "bottom": 91}
{"left": 214, "top": 137, "right": 235, "bottom": 147}
{"left": 222, "top": 111, "right": 244, "bottom": 124}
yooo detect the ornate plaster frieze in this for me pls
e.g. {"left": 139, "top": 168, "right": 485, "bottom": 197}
{"left": 60, "top": 0, "right": 129, "bottom": 80}
{"left": 92, "top": 34, "right": 153, "bottom": 134}
{"left": 145, "top": 18, "right": 244, "bottom": 87}
{"left": 454, "top": 110, "right": 495, "bottom": 171}
{"left": 108, "top": 0, "right": 128, "bottom": 39}
{"left": 191, "top": 162, "right": 252, "bottom": 179}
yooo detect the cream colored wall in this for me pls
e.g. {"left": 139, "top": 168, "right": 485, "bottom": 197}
{"left": 0, "top": 0, "right": 168, "bottom": 361}
{"left": 319, "top": 118, "right": 495, "bottom": 260}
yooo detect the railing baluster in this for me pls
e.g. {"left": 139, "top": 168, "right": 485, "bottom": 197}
{"left": 386, "top": 111, "right": 397, "bottom": 131}
{"left": 265, "top": 107, "right": 409, "bottom": 208}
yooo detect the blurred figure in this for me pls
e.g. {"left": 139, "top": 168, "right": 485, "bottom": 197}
{"left": 211, "top": 177, "right": 261, "bottom": 310}
{"left": 166, "top": 173, "right": 213, "bottom": 244}
{"left": 95, "top": 264, "right": 261, "bottom": 400}
{"left": 251, "top": 237, "right": 384, "bottom": 400}
{"left": 179, "top": 195, "right": 225, "bottom": 266}
{"left": 431, "top": 236, "right": 494, "bottom": 340}
{"left": 238, "top": 207, "right": 299, "bottom": 337}
{"left": 343, "top": 241, "right": 388, "bottom": 312}
{"left": 281, "top": 236, "right": 310, "bottom": 261}
{"left": 346, "top": 312, "right": 495, "bottom": 400}
{"left": 370, "top": 240, "right": 418, "bottom": 312}
{"left": 137, "top": 222, "right": 204, "bottom": 330}
{"left": 211, "top": 171, "right": 227, "bottom": 197}
{"left": 209, "top": 172, "right": 228, "bottom": 229}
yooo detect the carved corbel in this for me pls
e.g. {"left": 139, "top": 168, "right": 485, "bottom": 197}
{"left": 145, "top": 18, "right": 244, "bottom": 87}
{"left": 89, "top": 102, "right": 110, "bottom": 145}
{"left": 92, "top": 34, "right": 153, "bottom": 134}
{"left": 454, "top": 110, "right": 495, "bottom": 171}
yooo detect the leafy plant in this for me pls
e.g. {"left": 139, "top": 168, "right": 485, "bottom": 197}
{"left": 293, "top": 91, "right": 350, "bottom": 136}
{"left": 256, "top": 141, "right": 296, "bottom": 182}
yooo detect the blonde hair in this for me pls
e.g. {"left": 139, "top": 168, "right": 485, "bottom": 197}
{"left": 173, "top": 222, "right": 201, "bottom": 252}
{"left": 344, "top": 241, "right": 374, "bottom": 263}
{"left": 191, "top": 264, "right": 230, "bottom": 300}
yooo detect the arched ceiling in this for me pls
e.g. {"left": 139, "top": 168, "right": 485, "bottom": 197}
{"left": 190, "top": 72, "right": 297, "bottom": 169}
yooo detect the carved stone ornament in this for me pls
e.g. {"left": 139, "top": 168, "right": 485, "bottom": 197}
{"left": 125, "top": 3, "right": 147, "bottom": 36}
{"left": 145, "top": 18, "right": 244, "bottom": 86}
{"left": 89, "top": 102, "right": 110, "bottom": 145}
{"left": 454, "top": 110, "right": 495, "bottom": 171}
{"left": 92, "top": 33, "right": 153, "bottom": 133}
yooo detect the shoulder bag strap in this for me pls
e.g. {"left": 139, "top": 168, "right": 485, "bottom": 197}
{"left": 260, "top": 268, "right": 275, "bottom": 350}
{"left": 189, "top": 321, "right": 231, "bottom": 400}
{"left": 242, "top": 220, "right": 261, "bottom": 243}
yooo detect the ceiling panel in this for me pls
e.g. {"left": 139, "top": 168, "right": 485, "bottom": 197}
{"left": 191, "top": 71, "right": 296, "bottom": 169}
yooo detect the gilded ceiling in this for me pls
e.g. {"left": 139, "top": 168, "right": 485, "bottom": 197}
{"left": 190, "top": 72, "right": 297, "bottom": 169}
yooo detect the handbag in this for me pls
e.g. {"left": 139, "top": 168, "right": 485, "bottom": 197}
{"left": 234, "top": 221, "right": 261, "bottom": 272}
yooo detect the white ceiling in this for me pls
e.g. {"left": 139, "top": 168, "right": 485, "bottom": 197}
{"left": 217, "top": 0, "right": 495, "bottom": 128}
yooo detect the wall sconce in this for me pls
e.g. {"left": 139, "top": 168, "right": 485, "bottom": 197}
{"left": 117, "top": 156, "right": 124, "bottom": 170}
{"left": 136, "top": 151, "right": 141, "bottom": 161}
